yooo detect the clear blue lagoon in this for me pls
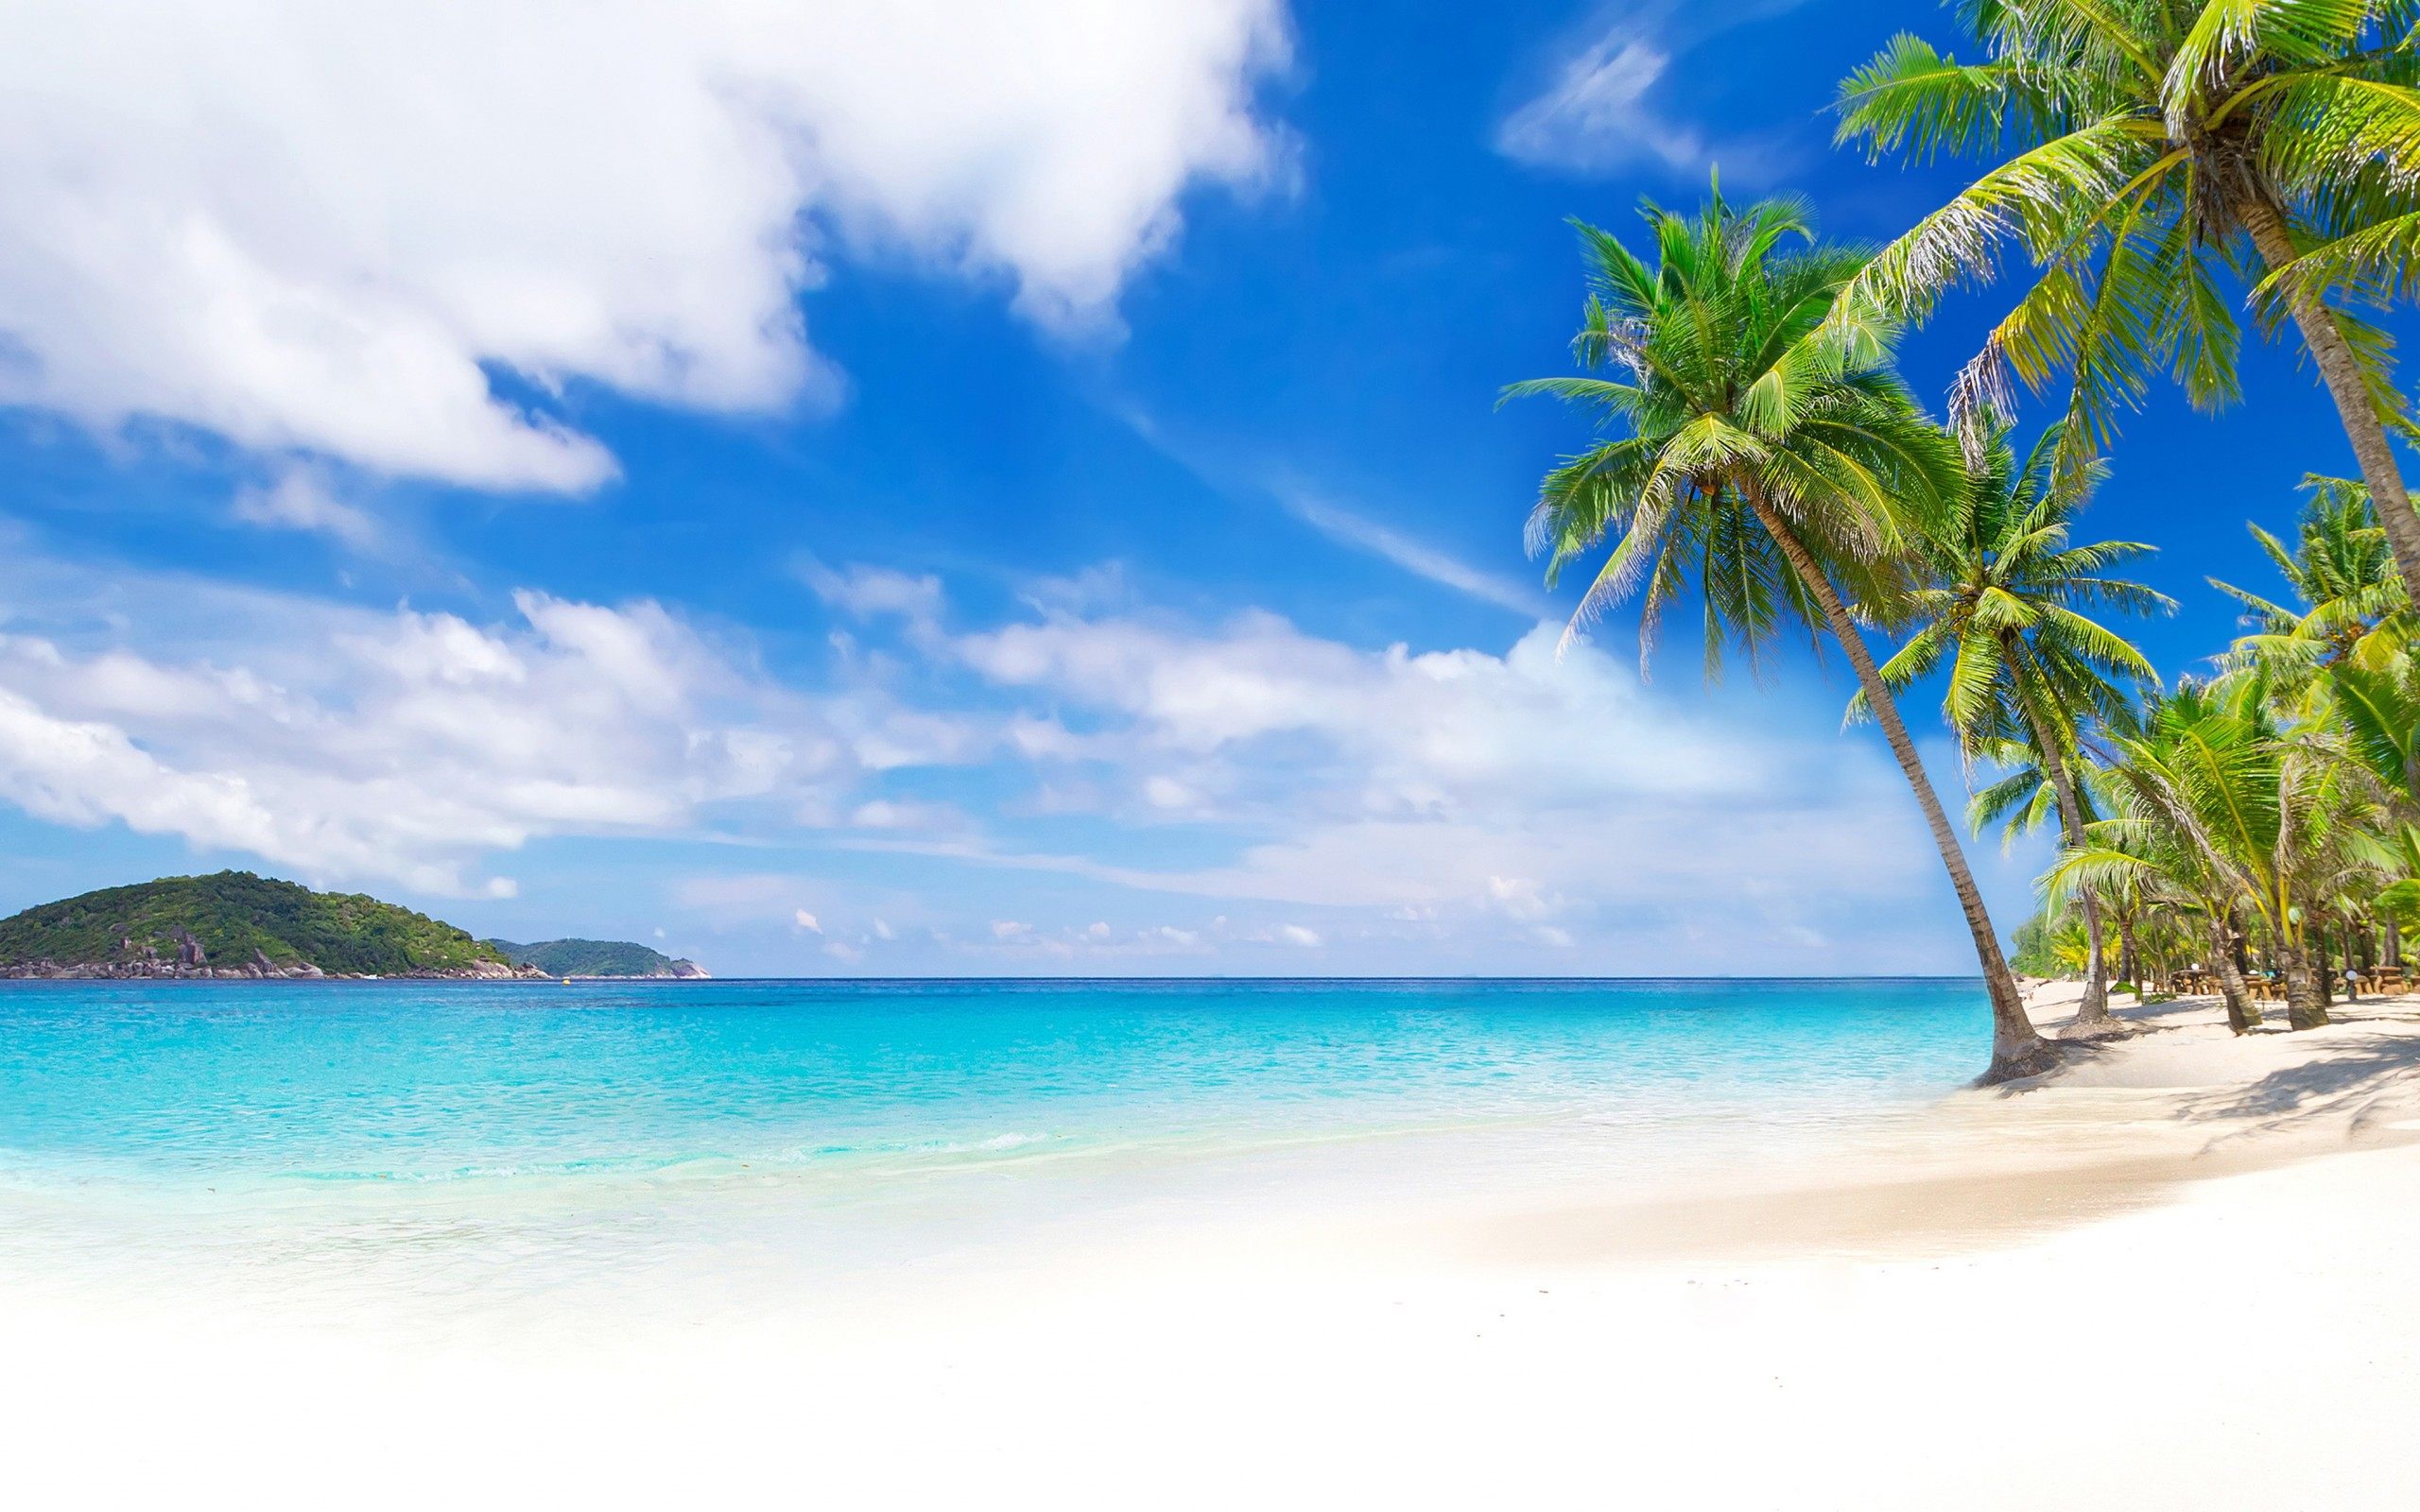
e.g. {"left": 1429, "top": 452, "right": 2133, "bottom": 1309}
{"left": 1, "top": 977, "right": 1990, "bottom": 1197}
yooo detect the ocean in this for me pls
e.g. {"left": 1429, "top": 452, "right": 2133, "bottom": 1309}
{"left": 0, "top": 975, "right": 1996, "bottom": 1183}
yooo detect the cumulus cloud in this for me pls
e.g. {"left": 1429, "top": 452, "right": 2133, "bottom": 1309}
{"left": 0, "top": 0, "right": 1292, "bottom": 490}
{"left": 0, "top": 570, "right": 938, "bottom": 895}
{"left": 0, "top": 547, "right": 2011, "bottom": 970}
{"left": 957, "top": 609, "right": 1767, "bottom": 813}
{"left": 942, "top": 594, "right": 1947, "bottom": 957}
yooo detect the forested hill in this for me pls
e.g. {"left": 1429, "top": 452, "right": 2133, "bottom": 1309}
{"left": 0, "top": 871, "right": 538, "bottom": 979}
{"left": 486, "top": 937, "right": 709, "bottom": 978}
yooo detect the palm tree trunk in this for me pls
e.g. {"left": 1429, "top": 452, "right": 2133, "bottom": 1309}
{"left": 2388, "top": 914, "right": 2404, "bottom": 971}
{"left": 2280, "top": 939, "right": 2329, "bottom": 1031}
{"left": 2117, "top": 909, "right": 2139, "bottom": 992}
{"left": 2014, "top": 674, "right": 2115, "bottom": 1035}
{"left": 1746, "top": 492, "right": 2055, "bottom": 1081}
{"left": 2239, "top": 193, "right": 2420, "bottom": 606}
{"left": 2209, "top": 917, "right": 2259, "bottom": 1034}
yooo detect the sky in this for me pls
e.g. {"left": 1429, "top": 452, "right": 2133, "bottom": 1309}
{"left": 0, "top": 1, "right": 2389, "bottom": 976}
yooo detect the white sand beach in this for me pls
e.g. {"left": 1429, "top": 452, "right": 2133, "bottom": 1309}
{"left": 9, "top": 988, "right": 2420, "bottom": 1509}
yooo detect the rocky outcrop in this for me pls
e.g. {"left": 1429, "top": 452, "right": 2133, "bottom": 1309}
{"left": 0, "top": 957, "right": 548, "bottom": 981}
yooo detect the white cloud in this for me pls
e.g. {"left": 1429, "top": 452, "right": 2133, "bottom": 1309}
{"left": 0, "top": 570, "right": 917, "bottom": 895}
{"left": 1143, "top": 774, "right": 1203, "bottom": 811}
{"left": 1274, "top": 923, "right": 1321, "bottom": 948}
{"left": 959, "top": 610, "right": 1765, "bottom": 811}
{"left": 939, "top": 596, "right": 1946, "bottom": 956}
{"left": 0, "top": 545, "right": 2003, "bottom": 971}
{"left": 1498, "top": 38, "right": 1701, "bottom": 174}
{"left": 1276, "top": 488, "right": 1551, "bottom": 618}
{"left": 230, "top": 466, "right": 383, "bottom": 551}
{"left": 0, "top": 1, "right": 1292, "bottom": 490}
{"left": 1495, "top": 8, "right": 1804, "bottom": 182}
{"left": 847, "top": 799, "right": 964, "bottom": 832}
{"left": 802, "top": 559, "right": 946, "bottom": 628}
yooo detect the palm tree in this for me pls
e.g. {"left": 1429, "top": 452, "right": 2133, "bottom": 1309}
{"left": 2066, "top": 676, "right": 2371, "bottom": 1028}
{"left": 2212, "top": 475, "right": 2409, "bottom": 685}
{"left": 1866, "top": 421, "right": 2173, "bottom": 1034}
{"left": 1833, "top": 2, "right": 2420, "bottom": 601}
{"left": 1506, "top": 180, "right": 2059, "bottom": 1082}
{"left": 2063, "top": 802, "right": 2267, "bottom": 1031}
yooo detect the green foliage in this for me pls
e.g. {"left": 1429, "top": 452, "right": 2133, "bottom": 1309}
{"left": 2010, "top": 909, "right": 2066, "bottom": 976}
{"left": 1868, "top": 417, "right": 2169, "bottom": 783}
{"left": 487, "top": 938, "right": 697, "bottom": 977}
{"left": 2212, "top": 475, "right": 2411, "bottom": 684}
{"left": 2058, "top": 675, "right": 2378, "bottom": 959}
{"left": 1835, "top": 2, "right": 2420, "bottom": 501}
{"left": 2373, "top": 877, "right": 2420, "bottom": 933}
{"left": 1505, "top": 175, "right": 1965, "bottom": 674}
{"left": 0, "top": 871, "right": 510, "bottom": 975}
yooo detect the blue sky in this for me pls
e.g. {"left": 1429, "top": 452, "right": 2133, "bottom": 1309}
{"left": 0, "top": 2, "right": 2385, "bottom": 975}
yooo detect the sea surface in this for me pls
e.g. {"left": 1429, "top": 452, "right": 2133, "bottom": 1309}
{"left": 0, "top": 977, "right": 1996, "bottom": 1294}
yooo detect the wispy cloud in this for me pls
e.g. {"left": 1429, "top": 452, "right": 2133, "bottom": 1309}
{"left": 1273, "top": 486, "right": 1553, "bottom": 618}
{"left": 1117, "top": 404, "right": 1549, "bottom": 618}
{"left": 1495, "top": 3, "right": 1809, "bottom": 182}
{"left": 230, "top": 465, "right": 387, "bottom": 554}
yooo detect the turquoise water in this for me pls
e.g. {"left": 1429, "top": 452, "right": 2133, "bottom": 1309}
{"left": 0, "top": 977, "right": 1990, "bottom": 1199}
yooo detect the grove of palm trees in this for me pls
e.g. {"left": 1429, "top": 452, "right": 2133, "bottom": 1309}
{"left": 1517, "top": 1, "right": 2420, "bottom": 1081}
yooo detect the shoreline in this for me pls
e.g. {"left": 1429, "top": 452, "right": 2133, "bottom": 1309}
{"left": 8, "top": 986, "right": 2420, "bottom": 1506}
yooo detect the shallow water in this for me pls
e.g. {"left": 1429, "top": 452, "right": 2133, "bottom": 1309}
{"left": 0, "top": 977, "right": 1991, "bottom": 1183}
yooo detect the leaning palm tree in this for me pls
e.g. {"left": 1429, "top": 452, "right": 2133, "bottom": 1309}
{"left": 2061, "top": 799, "right": 2266, "bottom": 1031}
{"left": 2213, "top": 474, "right": 2410, "bottom": 688}
{"left": 1834, "top": 2, "right": 2420, "bottom": 600}
{"left": 1865, "top": 421, "right": 2173, "bottom": 1035}
{"left": 1506, "top": 180, "right": 2059, "bottom": 1082}
{"left": 2068, "top": 676, "right": 2371, "bottom": 1027}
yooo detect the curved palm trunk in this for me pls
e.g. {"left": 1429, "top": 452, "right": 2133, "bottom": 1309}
{"left": 2013, "top": 672, "right": 2115, "bottom": 1035}
{"left": 2208, "top": 916, "right": 2259, "bottom": 1034}
{"left": 2239, "top": 194, "right": 2420, "bottom": 607}
{"left": 1747, "top": 494, "right": 2056, "bottom": 1081}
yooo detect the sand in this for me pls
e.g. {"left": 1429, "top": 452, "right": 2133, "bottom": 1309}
{"left": 9, "top": 988, "right": 2420, "bottom": 1508}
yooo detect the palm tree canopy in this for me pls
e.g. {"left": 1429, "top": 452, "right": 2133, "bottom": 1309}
{"left": 1867, "top": 417, "right": 2174, "bottom": 749}
{"left": 1833, "top": 2, "right": 2420, "bottom": 479}
{"left": 2065, "top": 673, "right": 2378, "bottom": 940}
{"left": 2212, "top": 473, "right": 2411, "bottom": 677}
{"left": 1504, "top": 179, "right": 1964, "bottom": 676}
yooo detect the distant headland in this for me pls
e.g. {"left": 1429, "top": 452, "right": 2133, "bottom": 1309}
{"left": 0, "top": 871, "right": 704, "bottom": 981}
{"left": 485, "top": 937, "right": 708, "bottom": 980}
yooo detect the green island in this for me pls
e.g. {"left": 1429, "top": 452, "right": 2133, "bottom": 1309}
{"left": 0, "top": 871, "right": 541, "bottom": 980}
{"left": 486, "top": 937, "right": 709, "bottom": 979}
